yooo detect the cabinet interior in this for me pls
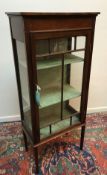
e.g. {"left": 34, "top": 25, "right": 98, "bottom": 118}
{"left": 35, "top": 37, "right": 85, "bottom": 139}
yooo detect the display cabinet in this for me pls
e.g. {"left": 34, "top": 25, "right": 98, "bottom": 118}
{"left": 6, "top": 12, "right": 99, "bottom": 173}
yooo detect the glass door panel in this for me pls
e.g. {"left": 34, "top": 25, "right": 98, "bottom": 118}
{"left": 63, "top": 61, "right": 83, "bottom": 103}
{"left": 16, "top": 40, "right": 32, "bottom": 133}
{"left": 52, "top": 118, "right": 70, "bottom": 133}
{"left": 36, "top": 38, "right": 68, "bottom": 57}
{"left": 70, "top": 62, "right": 84, "bottom": 92}
{"left": 36, "top": 39, "right": 62, "bottom": 139}
{"left": 50, "top": 38, "right": 68, "bottom": 52}
{"left": 71, "top": 36, "right": 86, "bottom": 50}
{"left": 37, "top": 67, "right": 62, "bottom": 108}
{"left": 37, "top": 67, "right": 62, "bottom": 130}
{"left": 35, "top": 35, "right": 86, "bottom": 139}
{"left": 36, "top": 39, "right": 49, "bottom": 55}
{"left": 63, "top": 97, "right": 81, "bottom": 124}
{"left": 72, "top": 51, "right": 85, "bottom": 60}
{"left": 40, "top": 126, "right": 50, "bottom": 140}
{"left": 76, "top": 36, "right": 86, "bottom": 49}
{"left": 62, "top": 36, "right": 85, "bottom": 122}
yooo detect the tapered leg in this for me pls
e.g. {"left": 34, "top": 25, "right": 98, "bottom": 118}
{"left": 23, "top": 131, "right": 28, "bottom": 151}
{"left": 34, "top": 147, "right": 39, "bottom": 174}
{"left": 80, "top": 125, "right": 86, "bottom": 150}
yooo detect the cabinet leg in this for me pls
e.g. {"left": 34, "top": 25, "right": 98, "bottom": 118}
{"left": 80, "top": 125, "right": 85, "bottom": 150}
{"left": 33, "top": 147, "right": 39, "bottom": 174}
{"left": 23, "top": 131, "right": 28, "bottom": 151}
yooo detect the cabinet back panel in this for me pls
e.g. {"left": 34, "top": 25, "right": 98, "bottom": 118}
{"left": 37, "top": 66, "right": 62, "bottom": 89}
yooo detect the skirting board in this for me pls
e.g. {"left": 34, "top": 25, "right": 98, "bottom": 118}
{"left": 87, "top": 106, "right": 107, "bottom": 114}
{"left": 0, "top": 106, "right": 107, "bottom": 122}
{"left": 0, "top": 114, "right": 21, "bottom": 123}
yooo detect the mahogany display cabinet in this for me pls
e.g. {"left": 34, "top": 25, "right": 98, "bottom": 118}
{"left": 6, "top": 12, "right": 99, "bottom": 173}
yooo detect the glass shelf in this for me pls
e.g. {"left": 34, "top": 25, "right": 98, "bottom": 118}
{"left": 39, "top": 84, "right": 81, "bottom": 109}
{"left": 37, "top": 54, "right": 84, "bottom": 70}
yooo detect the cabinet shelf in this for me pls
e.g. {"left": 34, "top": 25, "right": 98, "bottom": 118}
{"left": 19, "top": 54, "right": 83, "bottom": 70}
{"left": 40, "top": 114, "right": 80, "bottom": 139}
{"left": 40, "top": 84, "right": 81, "bottom": 109}
{"left": 37, "top": 54, "right": 84, "bottom": 70}
{"left": 23, "top": 85, "right": 81, "bottom": 109}
{"left": 36, "top": 48, "right": 85, "bottom": 58}
{"left": 40, "top": 103, "right": 80, "bottom": 128}
{"left": 51, "top": 116, "right": 80, "bottom": 133}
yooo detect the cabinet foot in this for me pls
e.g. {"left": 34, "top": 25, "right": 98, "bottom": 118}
{"left": 23, "top": 131, "right": 28, "bottom": 151}
{"left": 33, "top": 147, "right": 39, "bottom": 174}
{"left": 80, "top": 125, "right": 85, "bottom": 150}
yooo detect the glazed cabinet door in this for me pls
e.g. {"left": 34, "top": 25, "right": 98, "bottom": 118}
{"left": 30, "top": 30, "right": 89, "bottom": 141}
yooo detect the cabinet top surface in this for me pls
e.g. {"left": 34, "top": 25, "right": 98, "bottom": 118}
{"left": 6, "top": 12, "right": 100, "bottom": 17}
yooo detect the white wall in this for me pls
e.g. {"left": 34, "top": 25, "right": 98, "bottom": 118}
{"left": 0, "top": 0, "right": 107, "bottom": 121}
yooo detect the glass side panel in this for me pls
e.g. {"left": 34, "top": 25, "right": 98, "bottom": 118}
{"left": 16, "top": 40, "right": 32, "bottom": 133}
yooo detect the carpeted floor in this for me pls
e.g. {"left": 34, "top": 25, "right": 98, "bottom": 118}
{"left": 0, "top": 112, "right": 107, "bottom": 175}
